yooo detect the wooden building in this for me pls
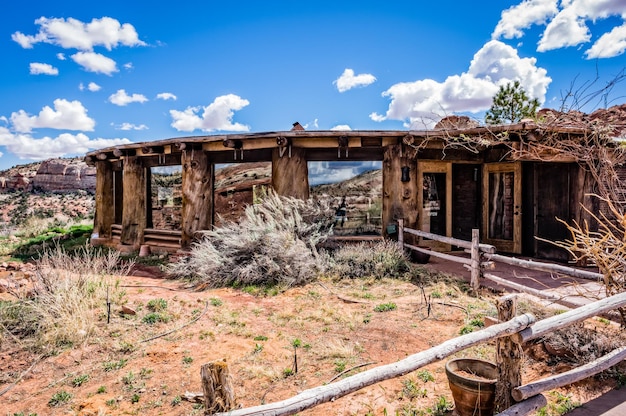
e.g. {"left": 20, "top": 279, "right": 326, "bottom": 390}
{"left": 85, "top": 121, "right": 605, "bottom": 262}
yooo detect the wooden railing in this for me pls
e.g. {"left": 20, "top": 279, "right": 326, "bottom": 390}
{"left": 207, "top": 224, "right": 624, "bottom": 416}
{"left": 212, "top": 292, "right": 626, "bottom": 416}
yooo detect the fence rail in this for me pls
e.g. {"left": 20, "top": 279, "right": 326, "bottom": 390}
{"left": 206, "top": 224, "right": 625, "bottom": 416}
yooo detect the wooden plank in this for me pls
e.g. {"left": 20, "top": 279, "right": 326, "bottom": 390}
{"left": 144, "top": 228, "right": 183, "bottom": 237}
{"left": 484, "top": 253, "right": 603, "bottom": 281}
{"left": 213, "top": 314, "right": 536, "bottom": 416}
{"left": 512, "top": 347, "right": 626, "bottom": 401}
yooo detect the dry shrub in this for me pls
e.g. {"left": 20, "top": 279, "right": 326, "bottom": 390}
{"left": 167, "top": 191, "right": 335, "bottom": 289}
{"left": 0, "top": 244, "right": 132, "bottom": 353}
{"left": 327, "top": 240, "right": 411, "bottom": 280}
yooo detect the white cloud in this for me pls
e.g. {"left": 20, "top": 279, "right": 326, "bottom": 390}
{"left": 29, "top": 62, "right": 59, "bottom": 75}
{"left": 88, "top": 82, "right": 101, "bottom": 92}
{"left": 585, "top": 22, "right": 626, "bottom": 58}
{"left": 9, "top": 99, "right": 96, "bottom": 133}
{"left": 157, "top": 92, "right": 177, "bottom": 101}
{"left": 0, "top": 127, "right": 131, "bottom": 160}
{"left": 330, "top": 125, "right": 352, "bottom": 131}
{"left": 71, "top": 51, "right": 118, "bottom": 75}
{"left": 493, "top": 0, "right": 626, "bottom": 58}
{"left": 123, "top": 62, "right": 133, "bottom": 70}
{"left": 108, "top": 89, "right": 148, "bottom": 106}
{"left": 370, "top": 40, "right": 551, "bottom": 128}
{"left": 334, "top": 69, "right": 377, "bottom": 92}
{"left": 169, "top": 94, "right": 250, "bottom": 132}
{"left": 57, "top": 53, "right": 66, "bottom": 60}
{"left": 492, "top": 0, "right": 559, "bottom": 39}
{"left": 116, "top": 122, "right": 148, "bottom": 131}
{"left": 11, "top": 16, "right": 146, "bottom": 51}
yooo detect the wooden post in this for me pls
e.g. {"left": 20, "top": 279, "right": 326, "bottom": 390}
{"left": 94, "top": 160, "right": 114, "bottom": 239}
{"left": 470, "top": 228, "right": 481, "bottom": 292}
{"left": 201, "top": 359, "right": 237, "bottom": 413}
{"left": 181, "top": 149, "right": 214, "bottom": 248}
{"left": 398, "top": 218, "right": 404, "bottom": 249}
{"left": 382, "top": 144, "right": 418, "bottom": 240}
{"left": 271, "top": 147, "right": 309, "bottom": 199}
{"left": 495, "top": 294, "right": 523, "bottom": 412}
{"left": 120, "top": 156, "right": 147, "bottom": 248}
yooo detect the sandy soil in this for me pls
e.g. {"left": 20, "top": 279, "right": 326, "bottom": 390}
{"left": 0, "top": 266, "right": 622, "bottom": 416}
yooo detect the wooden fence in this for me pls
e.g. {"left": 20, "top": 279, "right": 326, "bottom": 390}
{"left": 209, "top": 225, "right": 625, "bottom": 416}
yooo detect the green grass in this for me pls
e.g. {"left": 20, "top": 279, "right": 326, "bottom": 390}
{"left": 374, "top": 302, "right": 397, "bottom": 312}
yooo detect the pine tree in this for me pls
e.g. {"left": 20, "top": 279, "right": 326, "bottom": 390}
{"left": 485, "top": 80, "right": 540, "bottom": 125}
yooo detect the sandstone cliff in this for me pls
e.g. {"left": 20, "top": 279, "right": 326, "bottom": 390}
{"left": 0, "top": 158, "right": 95, "bottom": 194}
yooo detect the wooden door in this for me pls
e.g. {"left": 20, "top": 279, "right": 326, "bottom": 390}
{"left": 417, "top": 162, "right": 451, "bottom": 250}
{"left": 482, "top": 162, "right": 522, "bottom": 254}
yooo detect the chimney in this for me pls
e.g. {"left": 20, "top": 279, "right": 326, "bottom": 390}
{"left": 291, "top": 122, "right": 305, "bottom": 131}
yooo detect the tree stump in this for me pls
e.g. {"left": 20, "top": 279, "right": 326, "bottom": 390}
{"left": 201, "top": 359, "right": 237, "bottom": 413}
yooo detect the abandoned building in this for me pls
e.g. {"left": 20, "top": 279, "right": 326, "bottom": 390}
{"left": 85, "top": 117, "right": 621, "bottom": 262}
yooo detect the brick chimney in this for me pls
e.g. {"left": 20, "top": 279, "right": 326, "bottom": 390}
{"left": 291, "top": 122, "right": 305, "bottom": 131}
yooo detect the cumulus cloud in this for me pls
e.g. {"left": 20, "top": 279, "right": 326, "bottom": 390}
{"left": 330, "top": 124, "right": 352, "bottom": 131}
{"left": 334, "top": 69, "right": 377, "bottom": 92}
{"left": 9, "top": 99, "right": 96, "bottom": 133}
{"left": 71, "top": 51, "right": 118, "bottom": 75}
{"left": 370, "top": 40, "right": 551, "bottom": 128}
{"left": 493, "top": 0, "right": 626, "bottom": 58}
{"left": 169, "top": 94, "right": 250, "bottom": 132}
{"left": 492, "top": 0, "right": 558, "bottom": 39}
{"left": 0, "top": 127, "right": 130, "bottom": 160}
{"left": 88, "top": 82, "right": 101, "bottom": 92}
{"left": 29, "top": 62, "right": 59, "bottom": 75}
{"left": 56, "top": 53, "right": 66, "bottom": 60}
{"left": 108, "top": 89, "right": 148, "bottom": 106}
{"left": 11, "top": 16, "right": 145, "bottom": 51}
{"left": 157, "top": 92, "right": 177, "bottom": 101}
{"left": 584, "top": 22, "right": 626, "bottom": 58}
{"left": 116, "top": 122, "right": 148, "bottom": 131}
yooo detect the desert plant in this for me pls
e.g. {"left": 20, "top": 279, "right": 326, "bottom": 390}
{"left": 48, "top": 390, "right": 72, "bottom": 407}
{"left": 327, "top": 240, "right": 410, "bottom": 279}
{"left": 167, "top": 190, "right": 334, "bottom": 289}
{"left": 0, "top": 244, "right": 132, "bottom": 353}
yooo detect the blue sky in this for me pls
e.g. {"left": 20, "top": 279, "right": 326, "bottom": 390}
{"left": 0, "top": 0, "right": 625, "bottom": 171}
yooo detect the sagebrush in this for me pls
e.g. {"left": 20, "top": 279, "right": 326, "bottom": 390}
{"left": 167, "top": 191, "right": 335, "bottom": 288}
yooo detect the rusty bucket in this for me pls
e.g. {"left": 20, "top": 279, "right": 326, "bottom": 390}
{"left": 445, "top": 358, "right": 497, "bottom": 416}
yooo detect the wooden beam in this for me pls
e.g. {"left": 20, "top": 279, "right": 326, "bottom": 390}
{"left": 120, "top": 156, "right": 147, "bottom": 248}
{"left": 181, "top": 150, "right": 214, "bottom": 248}
{"left": 404, "top": 228, "right": 496, "bottom": 253}
{"left": 512, "top": 347, "right": 626, "bottom": 402}
{"left": 94, "top": 160, "right": 114, "bottom": 239}
{"left": 483, "top": 253, "right": 603, "bottom": 281}
{"left": 515, "top": 291, "right": 626, "bottom": 343}
{"left": 271, "top": 147, "right": 309, "bottom": 200}
{"left": 494, "top": 394, "right": 547, "bottom": 416}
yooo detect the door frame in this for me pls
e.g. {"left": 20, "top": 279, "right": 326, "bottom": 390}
{"left": 417, "top": 161, "right": 452, "bottom": 251}
{"left": 482, "top": 162, "right": 522, "bottom": 254}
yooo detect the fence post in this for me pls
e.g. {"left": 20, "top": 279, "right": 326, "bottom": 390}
{"left": 398, "top": 218, "right": 404, "bottom": 249}
{"left": 470, "top": 228, "right": 480, "bottom": 292}
{"left": 201, "top": 359, "right": 237, "bottom": 413}
{"left": 495, "top": 294, "right": 523, "bottom": 412}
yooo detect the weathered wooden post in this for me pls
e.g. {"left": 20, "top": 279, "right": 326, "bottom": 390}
{"left": 201, "top": 359, "right": 237, "bottom": 413}
{"left": 120, "top": 156, "right": 147, "bottom": 248}
{"left": 181, "top": 148, "right": 214, "bottom": 248}
{"left": 470, "top": 228, "right": 481, "bottom": 292}
{"left": 398, "top": 218, "right": 404, "bottom": 249}
{"left": 93, "top": 160, "right": 114, "bottom": 240}
{"left": 382, "top": 144, "right": 418, "bottom": 240}
{"left": 495, "top": 294, "right": 523, "bottom": 412}
{"left": 271, "top": 147, "right": 309, "bottom": 199}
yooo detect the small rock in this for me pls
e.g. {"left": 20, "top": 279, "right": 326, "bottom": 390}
{"left": 121, "top": 305, "right": 137, "bottom": 315}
